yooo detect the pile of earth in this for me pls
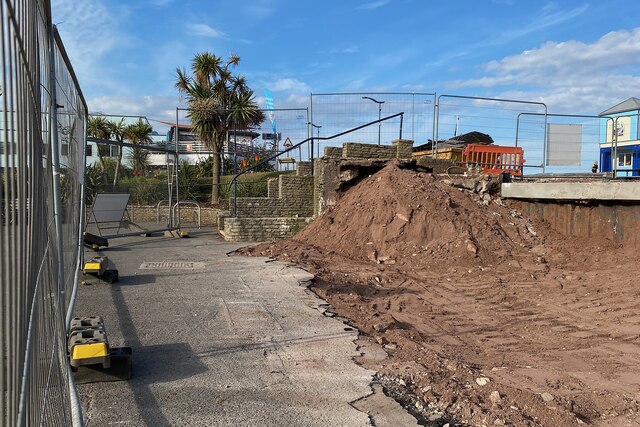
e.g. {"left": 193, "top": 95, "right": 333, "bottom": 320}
{"left": 240, "top": 161, "right": 640, "bottom": 426}
{"left": 251, "top": 161, "right": 547, "bottom": 272}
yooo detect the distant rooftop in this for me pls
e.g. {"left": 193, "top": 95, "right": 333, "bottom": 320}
{"left": 599, "top": 97, "right": 640, "bottom": 116}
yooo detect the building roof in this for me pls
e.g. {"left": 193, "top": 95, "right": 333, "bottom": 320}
{"left": 156, "top": 120, "right": 193, "bottom": 129}
{"left": 598, "top": 97, "right": 640, "bottom": 116}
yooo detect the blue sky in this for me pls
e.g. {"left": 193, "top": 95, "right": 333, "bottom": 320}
{"left": 52, "top": 0, "right": 640, "bottom": 123}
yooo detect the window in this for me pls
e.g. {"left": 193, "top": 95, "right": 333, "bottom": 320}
{"left": 86, "top": 144, "right": 92, "bottom": 157}
{"left": 617, "top": 152, "right": 632, "bottom": 167}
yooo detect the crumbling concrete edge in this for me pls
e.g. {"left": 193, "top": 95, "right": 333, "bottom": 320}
{"left": 294, "top": 272, "right": 420, "bottom": 427}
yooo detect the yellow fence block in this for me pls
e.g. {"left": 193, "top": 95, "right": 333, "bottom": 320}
{"left": 72, "top": 342, "right": 108, "bottom": 360}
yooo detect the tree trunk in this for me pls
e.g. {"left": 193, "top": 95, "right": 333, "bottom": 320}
{"left": 113, "top": 151, "right": 123, "bottom": 186}
{"left": 211, "top": 151, "right": 221, "bottom": 205}
{"left": 96, "top": 144, "right": 106, "bottom": 169}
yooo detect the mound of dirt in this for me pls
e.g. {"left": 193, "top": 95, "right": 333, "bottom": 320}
{"left": 241, "top": 161, "right": 640, "bottom": 426}
{"left": 291, "top": 161, "right": 541, "bottom": 271}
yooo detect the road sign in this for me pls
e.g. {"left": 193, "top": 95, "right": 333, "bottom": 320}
{"left": 283, "top": 137, "right": 292, "bottom": 148}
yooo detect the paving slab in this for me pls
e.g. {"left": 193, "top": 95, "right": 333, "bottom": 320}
{"left": 74, "top": 230, "right": 417, "bottom": 426}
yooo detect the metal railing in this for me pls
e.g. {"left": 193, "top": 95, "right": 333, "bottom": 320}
{"left": 227, "top": 112, "right": 405, "bottom": 216}
{"left": 172, "top": 200, "right": 201, "bottom": 228}
{"left": 1, "top": 1, "right": 87, "bottom": 425}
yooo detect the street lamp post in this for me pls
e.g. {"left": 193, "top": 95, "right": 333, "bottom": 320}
{"left": 307, "top": 122, "right": 322, "bottom": 158}
{"left": 362, "top": 96, "right": 385, "bottom": 145}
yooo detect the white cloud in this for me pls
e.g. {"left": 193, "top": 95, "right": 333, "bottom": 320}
{"left": 477, "top": 3, "right": 589, "bottom": 48}
{"left": 52, "top": 0, "right": 125, "bottom": 93}
{"left": 267, "top": 78, "right": 310, "bottom": 94}
{"left": 356, "top": 1, "right": 390, "bottom": 10}
{"left": 448, "top": 27, "right": 640, "bottom": 113}
{"left": 243, "top": 0, "right": 275, "bottom": 19}
{"left": 187, "top": 23, "right": 228, "bottom": 38}
{"left": 328, "top": 47, "right": 360, "bottom": 54}
{"left": 88, "top": 95, "right": 183, "bottom": 125}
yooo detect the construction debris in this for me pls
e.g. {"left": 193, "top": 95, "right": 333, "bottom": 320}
{"left": 242, "top": 161, "right": 640, "bottom": 426}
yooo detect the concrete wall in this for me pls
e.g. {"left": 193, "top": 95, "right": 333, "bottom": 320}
{"left": 502, "top": 181, "right": 640, "bottom": 201}
{"left": 220, "top": 217, "right": 310, "bottom": 242}
{"left": 512, "top": 200, "right": 640, "bottom": 250}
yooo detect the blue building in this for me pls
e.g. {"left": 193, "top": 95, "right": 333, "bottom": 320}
{"left": 598, "top": 97, "right": 640, "bottom": 176}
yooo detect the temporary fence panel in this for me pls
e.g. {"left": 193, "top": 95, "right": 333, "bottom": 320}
{"left": 462, "top": 144, "right": 525, "bottom": 176}
{"left": 436, "top": 95, "right": 547, "bottom": 174}
{"left": 517, "top": 113, "right": 610, "bottom": 175}
{"left": 175, "top": 107, "right": 309, "bottom": 171}
{"left": 310, "top": 92, "right": 435, "bottom": 150}
{"left": 1, "top": 1, "right": 87, "bottom": 426}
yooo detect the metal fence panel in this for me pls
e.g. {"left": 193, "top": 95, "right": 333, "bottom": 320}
{"left": 517, "top": 113, "right": 608, "bottom": 174}
{"left": 436, "top": 95, "right": 547, "bottom": 173}
{"left": 1, "top": 1, "right": 87, "bottom": 425}
{"left": 310, "top": 92, "right": 435, "bottom": 150}
{"left": 176, "top": 107, "right": 309, "bottom": 171}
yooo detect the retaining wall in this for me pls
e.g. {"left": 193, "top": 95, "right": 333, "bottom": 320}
{"left": 128, "top": 205, "right": 221, "bottom": 226}
{"left": 219, "top": 217, "right": 310, "bottom": 242}
{"left": 512, "top": 200, "right": 640, "bottom": 250}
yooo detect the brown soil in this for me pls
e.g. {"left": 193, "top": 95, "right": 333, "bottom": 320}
{"left": 240, "top": 161, "right": 640, "bottom": 426}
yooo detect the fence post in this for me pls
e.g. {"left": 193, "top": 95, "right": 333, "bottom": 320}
{"left": 310, "top": 93, "right": 314, "bottom": 175}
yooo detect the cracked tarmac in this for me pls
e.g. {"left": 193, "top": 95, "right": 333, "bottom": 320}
{"left": 75, "top": 228, "right": 418, "bottom": 426}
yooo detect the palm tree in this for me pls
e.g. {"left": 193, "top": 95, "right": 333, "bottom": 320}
{"left": 108, "top": 119, "right": 126, "bottom": 186}
{"left": 175, "top": 52, "right": 265, "bottom": 204}
{"left": 87, "top": 116, "right": 111, "bottom": 169}
{"left": 124, "top": 120, "right": 153, "bottom": 175}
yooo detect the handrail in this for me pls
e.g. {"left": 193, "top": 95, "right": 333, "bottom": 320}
{"left": 226, "top": 112, "right": 405, "bottom": 216}
{"left": 227, "top": 112, "right": 405, "bottom": 191}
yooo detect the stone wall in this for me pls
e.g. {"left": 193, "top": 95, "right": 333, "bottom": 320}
{"left": 222, "top": 139, "right": 416, "bottom": 240}
{"left": 219, "top": 217, "right": 310, "bottom": 242}
{"left": 313, "top": 158, "right": 393, "bottom": 216}
{"left": 342, "top": 143, "right": 396, "bottom": 159}
{"left": 322, "top": 140, "right": 413, "bottom": 161}
{"left": 296, "top": 161, "right": 311, "bottom": 176}
{"left": 267, "top": 178, "right": 278, "bottom": 198}
{"left": 393, "top": 139, "right": 414, "bottom": 159}
{"left": 313, "top": 139, "right": 416, "bottom": 215}
{"left": 324, "top": 147, "right": 343, "bottom": 158}
{"left": 279, "top": 176, "right": 313, "bottom": 202}
{"left": 221, "top": 173, "right": 315, "bottom": 241}
{"left": 129, "top": 205, "right": 221, "bottom": 226}
{"left": 234, "top": 197, "right": 313, "bottom": 218}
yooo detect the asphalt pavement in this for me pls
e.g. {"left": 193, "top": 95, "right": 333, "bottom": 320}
{"left": 74, "top": 228, "right": 418, "bottom": 427}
